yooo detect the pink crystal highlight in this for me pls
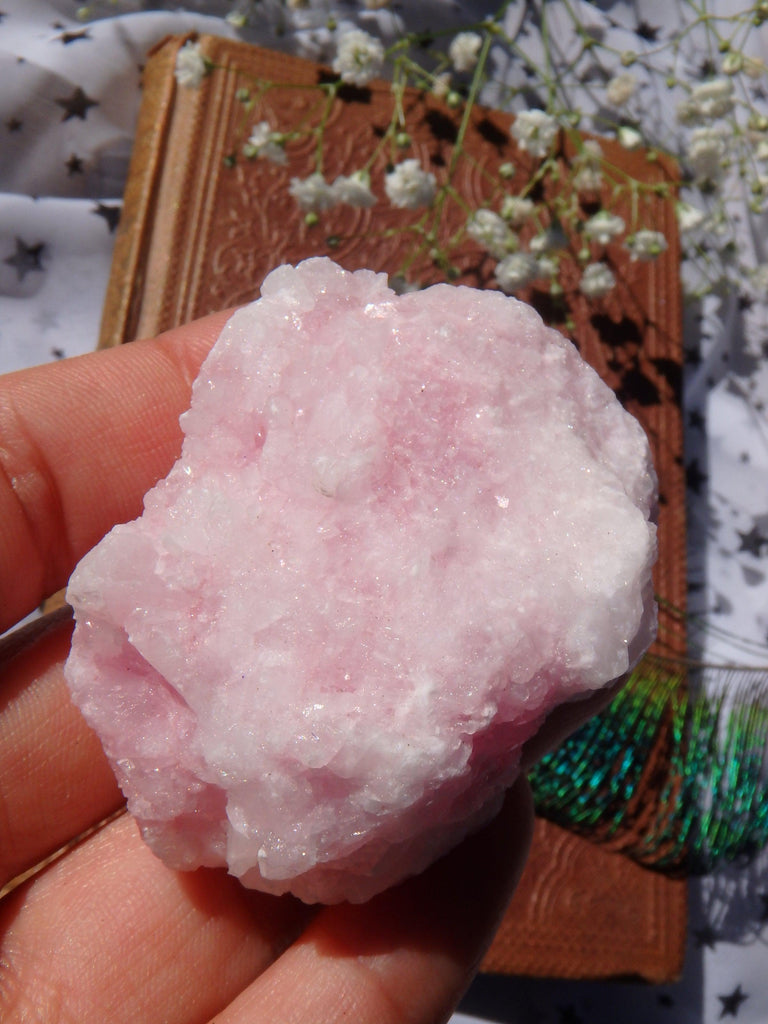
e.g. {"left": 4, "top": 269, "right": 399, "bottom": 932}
{"left": 65, "top": 258, "right": 657, "bottom": 903}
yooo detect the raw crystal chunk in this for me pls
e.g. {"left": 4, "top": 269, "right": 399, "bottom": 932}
{"left": 65, "top": 258, "right": 657, "bottom": 904}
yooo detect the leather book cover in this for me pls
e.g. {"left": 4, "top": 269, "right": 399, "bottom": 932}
{"left": 99, "top": 33, "right": 687, "bottom": 982}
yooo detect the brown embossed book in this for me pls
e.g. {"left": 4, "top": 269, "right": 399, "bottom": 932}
{"left": 99, "top": 33, "right": 687, "bottom": 982}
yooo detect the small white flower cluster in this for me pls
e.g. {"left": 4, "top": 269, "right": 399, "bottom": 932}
{"left": 572, "top": 140, "right": 604, "bottom": 195}
{"left": 677, "top": 78, "right": 735, "bottom": 126}
{"left": 466, "top": 210, "right": 514, "bottom": 259}
{"left": 464, "top": 159, "right": 673, "bottom": 299}
{"left": 334, "top": 170, "right": 378, "bottom": 208}
{"left": 676, "top": 202, "right": 706, "bottom": 235}
{"left": 584, "top": 211, "right": 625, "bottom": 246}
{"left": 289, "top": 174, "right": 338, "bottom": 213}
{"left": 93, "top": 0, "right": 768, "bottom": 309}
{"left": 617, "top": 126, "right": 643, "bottom": 151}
{"left": 289, "top": 170, "right": 377, "bottom": 212}
{"left": 500, "top": 196, "right": 535, "bottom": 227}
{"left": 687, "top": 124, "right": 730, "bottom": 184}
{"left": 625, "top": 230, "right": 668, "bottom": 262}
{"left": 584, "top": 215, "right": 668, "bottom": 267}
{"left": 384, "top": 160, "right": 437, "bottom": 209}
{"left": 243, "top": 122, "right": 287, "bottom": 165}
{"left": 449, "top": 32, "right": 482, "bottom": 74}
{"left": 675, "top": 77, "right": 737, "bottom": 191}
{"left": 605, "top": 72, "right": 637, "bottom": 108}
{"left": 510, "top": 110, "right": 559, "bottom": 159}
{"left": 495, "top": 253, "right": 539, "bottom": 293}
{"left": 579, "top": 263, "right": 616, "bottom": 299}
{"left": 288, "top": 161, "right": 438, "bottom": 216}
{"left": 332, "top": 28, "right": 385, "bottom": 87}
{"left": 174, "top": 41, "right": 209, "bottom": 89}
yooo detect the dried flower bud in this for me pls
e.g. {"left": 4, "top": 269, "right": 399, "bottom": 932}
{"left": 617, "top": 126, "right": 643, "bottom": 150}
{"left": 721, "top": 52, "right": 744, "bottom": 75}
{"left": 579, "top": 262, "right": 616, "bottom": 298}
{"left": 449, "top": 32, "right": 483, "bottom": 73}
{"left": 606, "top": 72, "right": 637, "bottom": 107}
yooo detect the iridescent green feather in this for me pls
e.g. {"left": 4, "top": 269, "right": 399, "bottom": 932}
{"left": 529, "top": 658, "right": 768, "bottom": 872}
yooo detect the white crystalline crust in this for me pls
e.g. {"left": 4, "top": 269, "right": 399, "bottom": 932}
{"left": 65, "top": 258, "right": 657, "bottom": 904}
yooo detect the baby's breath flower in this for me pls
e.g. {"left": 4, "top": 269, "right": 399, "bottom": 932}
{"left": 579, "top": 262, "right": 616, "bottom": 298}
{"left": 289, "top": 173, "right": 337, "bottom": 212}
{"left": 332, "top": 170, "right": 377, "bottom": 208}
{"left": 677, "top": 77, "right": 735, "bottom": 124}
{"left": 449, "top": 32, "right": 483, "bottom": 73}
{"left": 676, "top": 201, "right": 706, "bottom": 234}
{"left": 535, "top": 255, "right": 559, "bottom": 280}
{"left": 582, "top": 139, "right": 602, "bottom": 161}
{"left": 384, "top": 159, "right": 437, "bottom": 209}
{"left": 174, "top": 41, "right": 209, "bottom": 88}
{"left": 501, "top": 195, "right": 535, "bottom": 226}
{"left": 606, "top": 72, "right": 637, "bottom": 107}
{"left": 617, "top": 125, "right": 643, "bottom": 150}
{"left": 584, "top": 210, "right": 625, "bottom": 245}
{"left": 743, "top": 55, "right": 766, "bottom": 79}
{"left": 529, "top": 225, "right": 566, "bottom": 255}
{"left": 625, "top": 229, "right": 668, "bottom": 262}
{"left": 573, "top": 140, "right": 603, "bottom": 194}
{"left": 432, "top": 71, "right": 451, "bottom": 100}
{"left": 225, "top": 11, "right": 248, "bottom": 28}
{"left": 494, "top": 252, "right": 538, "bottom": 293}
{"left": 511, "top": 109, "right": 558, "bottom": 159}
{"left": 243, "top": 122, "right": 287, "bottom": 165}
{"left": 332, "top": 29, "right": 385, "bottom": 87}
{"left": 721, "top": 52, "right": 744, "bottom": 76}
{"left": 466, "top": 209, "right": 515, "bottom": 259}
{"left": 687, "top": 125, "right": 729, "bottom": 182}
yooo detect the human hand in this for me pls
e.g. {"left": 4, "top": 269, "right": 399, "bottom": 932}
{"left": 0, "top": 313, "right": 534, "bottom": 1024}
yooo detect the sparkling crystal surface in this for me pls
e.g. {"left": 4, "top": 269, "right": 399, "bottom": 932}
{"left": 65, "top": 258, "right": 657, "bottom": 903}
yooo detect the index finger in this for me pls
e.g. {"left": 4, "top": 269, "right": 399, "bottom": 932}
{"left": 0, "top": 311, "right": 231, "bottom": 634}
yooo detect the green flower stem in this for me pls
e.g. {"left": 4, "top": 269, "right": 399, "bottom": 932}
{"left": 197, "top": 1, "right": 766, "bottom": 304}
{"left": 312, "top": 81, "right": 340, "bottom": 174}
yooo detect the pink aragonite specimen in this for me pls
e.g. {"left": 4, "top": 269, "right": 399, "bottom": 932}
{"left": 65, "top": 257, "right": 657, "bottom": 904}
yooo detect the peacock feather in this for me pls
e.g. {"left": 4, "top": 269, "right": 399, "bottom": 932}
{"left": 529, "top": 654, "right": 768, "bottom": 873}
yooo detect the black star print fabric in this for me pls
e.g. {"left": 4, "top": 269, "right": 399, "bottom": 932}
{"left": 55, "top": 85, "right": 99, "bottom": 122}
{"left": 4, "top": 236, "right": 45, "bottom": 281}
{"left": 0, "top": 0, "right": 238, "bottom": 371}
{"left": 718, "top": 984, "right": 749, "bottom": 1019}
